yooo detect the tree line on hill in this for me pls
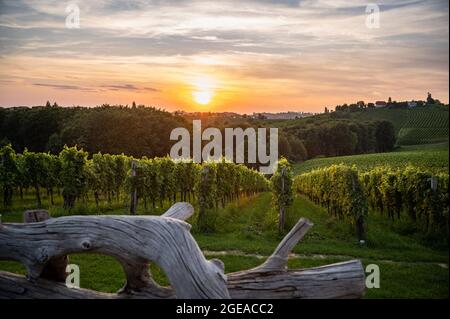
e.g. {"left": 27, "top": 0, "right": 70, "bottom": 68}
{"left": 332, "top": 92, "right": 445, "bottom": 113}
{"left": 1, "top": 104, "right": 396, "bottom": 164}
{"left": 282, "top": 119, "right": 396, "bottom": 159}
{"left": 0, "top": 104, "right": 187, "bottom": 158}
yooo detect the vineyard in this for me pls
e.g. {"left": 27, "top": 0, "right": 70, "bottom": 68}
{"left": 397, "top": 106, "right": 449, "bottom": 145}
{"left": 294, "top": 164, "right": 449, "bottom": 242}
{"left": 0, "top": 143, "right": 449, "bottom": 298}
{"left": 0, "top": 145, "right": 269, "bottom": 230}
{"left": 293, "top": 165, "right": 368, "bottom": 241}
{"left": 293, "top": 143, "right": 449, "bottom": 175}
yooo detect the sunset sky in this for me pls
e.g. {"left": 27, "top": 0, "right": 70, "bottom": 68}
{"left": 0, "top": 0, "right": 448, "bottom": 113}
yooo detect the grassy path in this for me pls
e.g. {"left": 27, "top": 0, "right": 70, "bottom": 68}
{"left": 194, "top": 193, "right": 448, "bottom": 263}
{"left": 203, "top": 250, "right": 448, "bottom": 269}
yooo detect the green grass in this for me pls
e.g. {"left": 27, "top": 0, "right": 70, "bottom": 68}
{"left": 0, "top": 192, "right": 170, "bottom": 223}
{"left": 193, "top": 193, "right": 448, "bottom": 262}
{"left": 1, "top": 255, "right": 446, "bottom": 299}
{"left": 293, "top": 143, "right": 449, "bottom": 175}
{"left": 1, "top": 192, "right": 447, "bottom": 298}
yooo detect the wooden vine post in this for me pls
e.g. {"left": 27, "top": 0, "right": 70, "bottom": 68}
{"left": 0, "top": 203, "right": 366, "bottom": 299}
{"left": 273, "top": 160, "right": 293, "bottom": 235}
{"left": 129, "top": 160, "right": 137, "bottom": 215}
{"left": 279, "top": 166, "right": 286, "bottom": 233}
{"left": 352, "top": 175, "right": 366, "bottom": 243}
{"left": 430, "top": 176, "right": 438, "bottom": 191}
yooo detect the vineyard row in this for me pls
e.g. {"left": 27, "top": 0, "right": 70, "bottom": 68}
{"left": 0, "top": 145, "right": 269, "bottom": 213}
{"left": 294, "top": 164, "right": 449, "bottom": 241}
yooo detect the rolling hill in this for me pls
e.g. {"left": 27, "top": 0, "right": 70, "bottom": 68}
{"left": 289, "top": 105, "right": 449, "bottom": 175}
{"left": 340, "top": 105, "right": 449, "bottom": 145}
{"left": 274, "top": 105, "right": 449, "bottom": 146}
{"left": 293, "top": 142, "right": 449, "bottom": 175}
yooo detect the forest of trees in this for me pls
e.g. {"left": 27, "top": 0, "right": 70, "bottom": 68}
{"left": 283, "top": 119, "right": 396, "bottom": 159}
{"left": 0, "top": 105, "right": 396, "bottom": 164}
{"left": 0, "top": 104, "right": 187, "bottom": 158}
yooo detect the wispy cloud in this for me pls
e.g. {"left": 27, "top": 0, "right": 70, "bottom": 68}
{"left": 99, "top": 84, "right": 160, "bottom": 92}
{"left": 0, "top": 0, "right": 448, "bottom": 111}
{"left": 33, "top": 83, "right": 94, "bottom": 91}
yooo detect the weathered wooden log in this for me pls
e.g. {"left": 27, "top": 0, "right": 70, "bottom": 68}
{"left": 117, "top": 202, "right": 195, "bottom": 295}
{"left": 228, "top": 259, "right": 365, "bottom": 299}
{"left": 255, "top": 217, "right": 313, "bottom": 272}
{"left": 161, "top": 202, "right": 195, "bottom": 220}
{"left": 0, "top": 209, "right": 229, "bottom": 299}
{"left": 23, "top": 210, "right": 69, "bottom": 282}
{"left": 19, "top": 203, "right": 196, "bottom": 297}
{"left": 0, "top": 205, "right": 365, "bottom": 299}
{"left": 0, "top": 259, "right": 364, "bottom": 299}
{"left": 0, "top": 271, "right": 113, "bottom": 299}
{"left": 221, "top": 218, "right": 365, "bottom": 298}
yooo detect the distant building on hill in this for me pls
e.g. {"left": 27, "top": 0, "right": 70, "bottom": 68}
{"left": 173, "top": 111, "right": 242, "bottom": 118}
{"left": 375, "top": 101, "right": 387, "bottom": 108}
{"left": 252, "top": 111, "right": 316, "bottom": 119}
{"left": 407, "top": 101, "right": 418, "bottom": 108}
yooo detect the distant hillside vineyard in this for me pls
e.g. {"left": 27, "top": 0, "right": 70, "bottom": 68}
{"left": 397, "top": 106, "right": 449, "bottom": 145}
{"left": 344, "top": 105, "right": 449, "bottom": 145}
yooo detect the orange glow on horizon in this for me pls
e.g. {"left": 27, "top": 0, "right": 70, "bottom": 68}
{"left": 0, "top": 55, "right": 448, "bottom": 114}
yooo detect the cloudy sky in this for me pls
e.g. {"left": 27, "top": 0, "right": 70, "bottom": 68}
{"left": 0, "top": 0, "right": 448, "bottom": 112}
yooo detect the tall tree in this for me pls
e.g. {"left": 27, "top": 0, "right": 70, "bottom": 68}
{"left": 375, "top": 121, "right": 396, "bottom": 152}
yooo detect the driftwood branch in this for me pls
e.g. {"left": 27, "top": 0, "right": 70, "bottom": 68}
{"left": 255, "top": 218, "right": 313, "bottom": 272}
{"left": 161, "top": 202, "right": 195, "bottom": 220}
{"left": 23, "top": 210, "right": 69, "bottom": 282}
{"left": 0, "top": 259, "right": 364, "bottom": 299}
{"left": 0, "top": 203, "right": 365, "bottom": 299}
{"left": 228, "top": 259, "right": 365, "bottom": 299}
{"left": 0, "top": 203, "right": 228, "bottom": 299}
{"left": 118, "top": 202, "right": 195, "bottom": 295}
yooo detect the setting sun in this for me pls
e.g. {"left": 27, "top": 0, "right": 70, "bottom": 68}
{"left": 191, "top": 76, "right": 217, "bottom": 106}
{"left": 193, "top": 90, "right": 213, "bottom": 105}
